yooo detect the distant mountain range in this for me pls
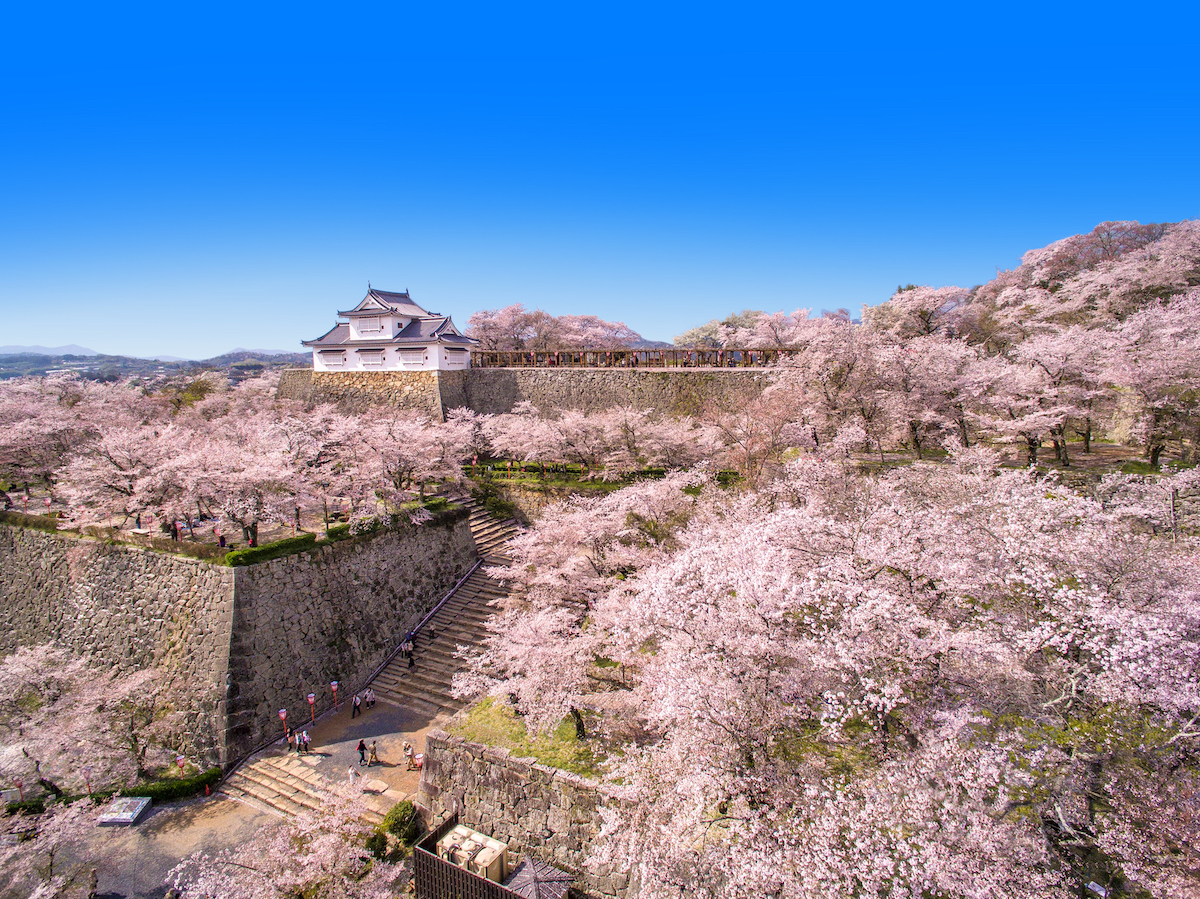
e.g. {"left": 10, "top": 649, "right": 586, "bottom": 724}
{"left": 0, "top": 346, "right": 311, "bottom": 380}
{"left": 0, "top": 345, "right": 298, "bottom": 360}
{"left": 0, "top": 344, "right": 100, "bottom": 356}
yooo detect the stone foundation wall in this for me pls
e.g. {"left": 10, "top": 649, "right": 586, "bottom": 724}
{"left": 418, "top": 730, "right": 632, "bottom": 899}
{"left": 224, "top": 517, "right": 476, "bottom": 757}
{"left": 491, "top": 483, "right": 583, "bottom": 523}
{"left": 0, "top": 516, "right": 478, "bottom": 765}
{"left": 277, "top": 367, "right": 772, "bottom": 420}
{"left": 0, "top": 525, "right": 235, "bottom": 763}
{"left": 277, "top": 368, "right": 444, "bottom": 419}
{"left": 462, "top": 368, "right": 771, "bottom": 417}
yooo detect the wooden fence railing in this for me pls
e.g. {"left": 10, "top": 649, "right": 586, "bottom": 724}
{"left": 469, "top": 348, "right": 788, "bottom": 368}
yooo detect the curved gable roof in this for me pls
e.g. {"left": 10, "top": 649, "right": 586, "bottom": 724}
{"left": 338, "top": 288, "right": 429, "bottom": 318}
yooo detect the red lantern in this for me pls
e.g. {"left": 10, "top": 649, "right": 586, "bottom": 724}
{"left": 307, "top": 692, "right": 316, "bottom": 724}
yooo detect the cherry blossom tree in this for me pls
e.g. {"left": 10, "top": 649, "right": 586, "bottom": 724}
{"left": 467, "top": 304, "right": 646, "bottom": 349}
{"left": 1104, "top": 288, "right": 1200, "bottom": 467}
{"left": 169, "top": 784, "right": 405, "bottom": 899}
{"left": 458, "top": 456, "right": 1200, "bottom": 898}
{"left": 862, "top": 284, "right": 970, "bottom": 339}
{"left": 0, "top": 645, "right": 194, "bottom": 795}
{"left": 0, "top": 796, "right": 102, "bottom": 899}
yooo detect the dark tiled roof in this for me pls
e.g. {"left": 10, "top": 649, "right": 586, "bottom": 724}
{"left": 338, "top": 288, "right": 429, "bottom": 319}
{"left": 302, "top": 323, "right": 350, "bottom": 348}
{"left": 503, "top": 858, "right": 573, "bottom": 899}
{"left": 302, "top": 317, "right": 478, "bottom": 348}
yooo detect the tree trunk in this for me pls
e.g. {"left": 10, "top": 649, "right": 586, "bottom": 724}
{"left": 1051, "top": 428, "right": 1069, "bottom": 467}
{"left": 1082, "top": 417, "right": 1092, "bottom": 454}
{"left": 909, "top": 421, "right": 923, "bottom": 460}
{"left": 1148, "top": 441, "right": 1164, "bottom": 469}
{"left": 1026, "top": 435, "right": 1040, "bottom": 466}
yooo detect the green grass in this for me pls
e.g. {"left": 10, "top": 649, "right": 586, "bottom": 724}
{"left": 1119, "top": 460, "right": 1165, "bottom": 475}
{"left": 0, "top": 509, "right": 62, "bottom": 533}
{"left": 226, "top": 532, "right": 318, "bottom": 565}
{"left": 450, "top": 697, "right": 600, "bottom": 777}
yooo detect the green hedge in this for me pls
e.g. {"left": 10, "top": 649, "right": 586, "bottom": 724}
{"left": 119, "top": 766, "right": 222, "bottom": 801}
{"left": 5, "top": 767, "right": 222, "bottom": 815}
{"left": 0, "top": 510, "right": 61, "bottom": 533}
{"left": 367, "top": 799, "right": 423, "bottom": 861}
{"left": 325, "top": 522, "right": 352, "bottom": 540}
{"left": 226, "top": 533, "right": 317, "bottom": 566}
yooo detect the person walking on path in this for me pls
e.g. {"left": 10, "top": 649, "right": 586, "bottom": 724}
{"left": 301, "top": 730, "right": 310, "bottom": 753}
{"left": 357, "top": 739, "right": 367, "bottom": 766}
{"left": 368, "top": 740, "right": 379, "bottom": 766}
{"left": 351, "top": 693, "right": 362, "bottom": 718}
{"left": 366, "top": 688, "right": 375, "bottom": 709}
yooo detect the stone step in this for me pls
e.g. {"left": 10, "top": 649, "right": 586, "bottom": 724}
{"left": 363, "top": 496, "right": 515, "bottom": 716}
{"left": 374, "top": 674, "right": 459, "bottom": 705}
{"left": 372, "top": 673, "right": 463, "bottom": 707}
{"left": 220, "top": 757, "right": 388, "bottom": 825}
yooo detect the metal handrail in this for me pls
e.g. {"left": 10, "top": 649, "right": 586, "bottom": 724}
{"left": 223, "top": 558, "right": 482, "bottom": 780}
{"left": 363, "top": 558, "right": 482, "bottom": 689}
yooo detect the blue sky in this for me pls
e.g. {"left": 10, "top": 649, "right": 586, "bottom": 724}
{"left": 1, "top": 3, "right": 1197, "bottom": 358}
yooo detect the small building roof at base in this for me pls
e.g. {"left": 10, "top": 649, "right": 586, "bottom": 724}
{"left": 502, "top": 858, "right": 574, "bottom": 899}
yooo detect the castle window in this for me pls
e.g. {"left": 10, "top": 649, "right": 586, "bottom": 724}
{"left": 358, "top": 316, "right": 381, "bottom": 333}
{"left": 399, "top": 350, "right": 424, "bottom": 365}
{"left": 358, "top": 349, "right": 384, "bottom": 367}
{"left": 319, "top": 351, "right": 346, "bottom": 367}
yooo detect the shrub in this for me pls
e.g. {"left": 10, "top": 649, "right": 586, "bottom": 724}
{"left": 226, "top": 533, "right": 317, "bottom": 566}
{"left": 325, "top": 522, "right": 352, "bottom": 541}
{"left": 366, "top": 800, "right": 422, "bottom": 861}
{"left": 4, "top": 797, "right": 46, "bottom": 815}
{"left": 119, "top": 766, "right": 222, "bottom": 802}
{"left": 380, "top": 799, "right": 422, "bottom": 845}
{"left": 471, "top": 484, "right": 521, "bottom": 522}
{"left": 0, "top": 510, "right": 61, "bottom": 533}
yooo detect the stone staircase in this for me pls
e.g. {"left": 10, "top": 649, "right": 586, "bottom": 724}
{"left": 218, "top": 496, "right": 521, "bottom": 819}
{"left": 368, "top": 496, "right": 518, "bottom": 713}
{"left": 368, "top": 565, "right": 504, "bottom": 712}
{"left": 459, "top": 496, "right": 521, "bottom": 562}
{"left": 218, "top": 752, "right": 399, "bottom": 824}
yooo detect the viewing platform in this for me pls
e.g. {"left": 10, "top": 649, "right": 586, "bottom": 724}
{"left": 469, "top": 348, "right": 788, "bottom": 368}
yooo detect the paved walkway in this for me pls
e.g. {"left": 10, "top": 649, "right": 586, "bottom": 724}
{"left": 84, "top": 496, "right": 518, "bottom": 896}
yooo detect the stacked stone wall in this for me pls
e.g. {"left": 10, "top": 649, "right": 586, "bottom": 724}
{"left": 276, "top": 367, "right": 772, "bottom": 419}
{"left": 418, "top": 730, "right": 632, "bottom": 899}
{"left": 0, "top": 525, "right": 236, "bottom": 762}
{"left": 224, "top": 518, "right": 476, "bottom": 756}
{"left": 278, "top": 369, "right": 445, "bottom": 418}
{"left": 461, "top": 367, "right": 770, "bottom": 417}
{"left": 0, "top": 517, "right": 477, "bottom": 764}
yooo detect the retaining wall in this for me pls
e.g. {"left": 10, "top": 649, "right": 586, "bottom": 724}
{"left": 0, "top": 525, "right": 235, "bottom": 763}
{"left": 0, "top": 517, "right": 477, "bottom": 765}
{"left": 277, "top": 367, "right": 771, "bottom": 419}
{"left": 418, "top": 729, "right": 633, "bottom": 899}
{"left": 224, "top": 518, "right": 476, "bottom": 756}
